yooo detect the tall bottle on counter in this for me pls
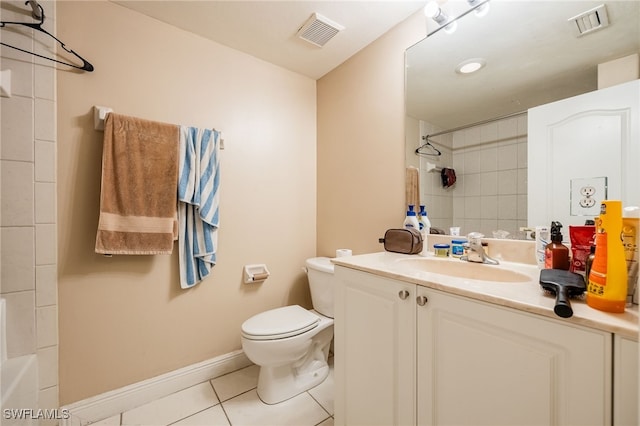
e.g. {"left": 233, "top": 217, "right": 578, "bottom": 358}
{"left": 418, "top": 205, "right": 431, "bottom": 255}
{"left": 587, "top": 200, "right": 628, "bottom": 313}
{"left": 403, "top": 205, "right": 420, "bottom": 231}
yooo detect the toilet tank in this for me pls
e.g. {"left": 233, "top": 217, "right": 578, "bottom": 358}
{"left": 305, "top": 257, "right": 335, "bottom": 318}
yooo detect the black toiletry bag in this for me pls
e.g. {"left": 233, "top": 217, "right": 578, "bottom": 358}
{"left": 379, "top": 228, "right": 423, "bottom": 254}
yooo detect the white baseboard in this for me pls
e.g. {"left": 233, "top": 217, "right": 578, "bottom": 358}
{"left": 61, "top": 350, "right": 251, "bottom": 426}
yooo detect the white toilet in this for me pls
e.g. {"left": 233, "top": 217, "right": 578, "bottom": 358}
{"left": 241, "top": 257, "right": 335, "bottom": 404}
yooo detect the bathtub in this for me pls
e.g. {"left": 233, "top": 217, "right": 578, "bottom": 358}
{"left": 1, "top": 298, "right": 38, "bottom": 426}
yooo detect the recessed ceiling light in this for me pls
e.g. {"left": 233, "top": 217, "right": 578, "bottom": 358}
{"left": 456, "top": 58, "right": 486, "bottom": 74}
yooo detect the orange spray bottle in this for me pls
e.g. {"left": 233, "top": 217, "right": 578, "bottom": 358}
{"left": 587, "top": 200, "right": 628, "bottom": 313}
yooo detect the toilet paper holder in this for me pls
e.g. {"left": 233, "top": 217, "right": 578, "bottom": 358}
{"left": 243, "top": 264, "right": 270, "bottom": 284}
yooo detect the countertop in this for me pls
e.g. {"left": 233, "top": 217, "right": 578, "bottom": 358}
{"left": 332, "top": 251, "right": 639, "bottom": 340}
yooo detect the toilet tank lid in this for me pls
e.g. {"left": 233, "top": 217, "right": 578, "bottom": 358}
{"left": 305, "top": 257, "right": 334, "bottom": 273}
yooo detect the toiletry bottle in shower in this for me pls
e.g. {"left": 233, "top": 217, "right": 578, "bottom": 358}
{"left": 587, "top": 200, "right": 628, "bottom": 313}
{"left": 544, "top": 221, "right": 570, "bottom": 270}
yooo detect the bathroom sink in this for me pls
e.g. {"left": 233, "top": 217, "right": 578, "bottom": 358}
{"left": 395, "top": 257, "right": 531, "bottom": 283}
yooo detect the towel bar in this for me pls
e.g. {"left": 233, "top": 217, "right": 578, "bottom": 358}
{"left": 92, "top": 105, "right": 225, "bottom": 149}
{"left": 93, "top": 105, "right": 113, "bottom": 131}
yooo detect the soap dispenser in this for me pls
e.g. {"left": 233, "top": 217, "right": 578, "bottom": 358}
{"left": 544, "top": 221, "right": 570, "bottom": 270}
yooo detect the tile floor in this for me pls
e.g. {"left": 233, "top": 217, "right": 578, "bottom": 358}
{"left": 89, "top": 358, "right": 334, "bottom": 426}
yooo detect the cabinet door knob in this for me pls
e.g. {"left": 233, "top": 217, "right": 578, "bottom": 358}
{"left": 398, "top": 290, "right": 410, "bottom": 300}
{"left": 416, "top": 295, "right": 428, "bottom": 306}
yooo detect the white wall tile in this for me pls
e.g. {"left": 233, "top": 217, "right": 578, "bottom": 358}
{"left": 38, "top": 385, "right": 59, "bottom": 420}
{"left": 479, "top": 145, "right": 497, "bottom": 172}
{"left": 497, "top": 143, "right": 518, "bottom": 170}
{"left": 498, "top": 195, "right": 518, "bottom": 220}
{"left": 498, "top": 117, "right": 518, "bottom": 140}
{"left": 36, "top": 265, "right": 57, "bottom": 307}
{"left": 38, "top": 345, "right": 58, "bottom": 389}
{"left": 498, "top": 219, "right": 518, "bottom": 235}
{"left": 517, "top": 140, "right": 528, "bottom": 168}
{"left": 480, "top": 171, "right": 498, "bottom": 196}
{"left": 497, "top": 170, "right": 517, "bottom": 195}
{"left": 481, "top": 195, "right": 498, "bottom": 219}
{"left": 465, "top": 196, "right": 481, "bottom": 219}
{"left": 1, "top": 160, "right": 34, "bottom": 226}
{"left": 479, "top": 122, "right": 498, "bottom": 143}
{"left": 464, "top": 173, "right": 482, "bottom": 197}
{"left": 1, "top": 226, "right": 35, "bottom": 293}
{"left": 463, "top": 149, "right": 481, "bottom": 174}
{"left": 36, "top": 305, "right": 57, "bottom": 348}
{"left": 481, "top": 219, "right": 499, "bottom": 236}
{"left": 517, "top": 194, "right": 528, "bottom": 221}
{"left": 34, "top": 64, "right": 55, "bottom": 101}
{"left": 35, "top": 224, "right": 56, "bottom": 265}
{"left": 3, "top": 290, "right": 36, "bottom": 357}
{"left": 2, "top": 58, "right": 34, "bottom": 98}
{"left": 517, "top": 168, "right": 528, "bottom": 194}
{"left": 35, "top": 140, "right": 56, "bottom": 182}
{"left": 1, "top": 96, "right": 34, "bottom": 161}
{"left": 0, "top": 23, "right": 34, "bottom": 62}
{"left": 35, "top": 98, "right": 55, "bottom": 141}
{"left": 35, "top": 182, "right": 56, "bottom": 223}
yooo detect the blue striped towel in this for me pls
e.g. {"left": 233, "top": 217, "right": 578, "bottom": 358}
{"left": 178, "top": 127, "right": 221, "bottom": 288}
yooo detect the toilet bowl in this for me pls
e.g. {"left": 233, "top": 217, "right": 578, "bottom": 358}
{"left": 241, "top": 257, "right": 335, "bottom": 404}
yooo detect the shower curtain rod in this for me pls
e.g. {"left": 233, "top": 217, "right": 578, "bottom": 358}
{"left": 423, "top": 110, "right": 527, "bottom": 141}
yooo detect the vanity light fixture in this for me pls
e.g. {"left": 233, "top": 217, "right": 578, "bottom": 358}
{"left": 424, "top": 1, "right": 457, "bottom": 34}
{"left": 467, "top": 0, "right": 491, "bottom": 17}
{"left": 456, "top": 58, "right": 486, "bottom": 75}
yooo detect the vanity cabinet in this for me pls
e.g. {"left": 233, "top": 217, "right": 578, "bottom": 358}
{"left": 613, "top": 335, "right": 638, "bottom": 426}
{"left": 334, "top": 266, "right": 613, "bottom": 426}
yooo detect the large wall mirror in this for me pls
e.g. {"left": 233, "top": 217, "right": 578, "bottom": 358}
{"left": 405, "top": 0, "right": 639, "bottom": 239}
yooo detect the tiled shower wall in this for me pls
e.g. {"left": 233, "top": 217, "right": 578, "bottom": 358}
{"left": 451, "top": 114, "right": 528, "bottom": 238}
{"left": 417, "top": 114, "right": 528, "bottom": 238}
{"left": 1, "top": 0, "right": 59, "bottom": 418}
{"left": 419, "top": 120, "right": 454, "bottom": 232}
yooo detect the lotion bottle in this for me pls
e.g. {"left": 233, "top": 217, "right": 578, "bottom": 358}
{"left": 587, "top": 200, "right": 628, "bottom": 313}
{"left": 544, "top": 221, "right": 570, "bottom": 270}
{"left": 418, "top": 205, "right": 431, "bottom": 255}
{"left": 403, "top": 205, "right": 420, "bottom": 232}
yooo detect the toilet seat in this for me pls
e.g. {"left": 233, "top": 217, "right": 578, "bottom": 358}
{"left": 241, "top": 305, "right": 319, "bottom": 341}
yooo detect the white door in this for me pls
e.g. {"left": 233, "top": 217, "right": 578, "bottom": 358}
{"left": 528, "top": 80, "right": 639, "bottom": 228}
{"left": 334, "top": 267, "right": 416, "bottom": 426}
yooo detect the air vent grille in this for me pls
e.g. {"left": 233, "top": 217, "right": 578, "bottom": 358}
{"left": 568, "top": 4, "right": 609, "bottom": 36}
{"left": 296, "top": 13, "right": 344, "bottom": 47}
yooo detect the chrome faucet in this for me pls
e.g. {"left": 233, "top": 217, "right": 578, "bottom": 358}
{"left": 460, "top": 233, "right": 499, "bottom": 265}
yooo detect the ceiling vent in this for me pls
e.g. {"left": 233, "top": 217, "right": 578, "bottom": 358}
{"left": 296, "top": 13, "right": 344, "bottom": 47}
{"left": 568, "top": 4, "right": 610, "bottom": 36}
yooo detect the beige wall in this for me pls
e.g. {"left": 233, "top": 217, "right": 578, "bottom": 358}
{"left": 316, "top": 12, "right": 425, "bottom": 257}
{"left": 57, "top": 1, "right": 316, "bottom": 404}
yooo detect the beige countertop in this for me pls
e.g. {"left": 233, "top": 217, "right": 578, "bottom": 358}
{"left": 332, "top": 251, "right": 639, "bottom": 340}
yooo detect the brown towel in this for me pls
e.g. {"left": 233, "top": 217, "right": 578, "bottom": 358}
{"left": 95, "top": 113, "right": 179, "bottom": 255}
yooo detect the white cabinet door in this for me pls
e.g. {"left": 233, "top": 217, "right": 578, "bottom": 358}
{"left": 528, "top": 79, "right": 639, "bottom": 228}
{"left": 613, "top": 335, "right": 639, "bottom": 426}
{"left": 334, "top": 266, "right": 416, "bottom": 426}
{"left": 417, "top": 287, "right": 612, "bottom": 426}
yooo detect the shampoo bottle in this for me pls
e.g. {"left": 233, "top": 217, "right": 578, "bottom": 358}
{"left": 418, "top": 205, "right": 431, "bottom": 254}
{"left": 403, "top": 205, "right": 420, "bottom": 232}
{"left": 587, "top": 200, "right": 628, "bottom": 313}
{"left": 544, "top": 221, "right": 570, "bottom": 270}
